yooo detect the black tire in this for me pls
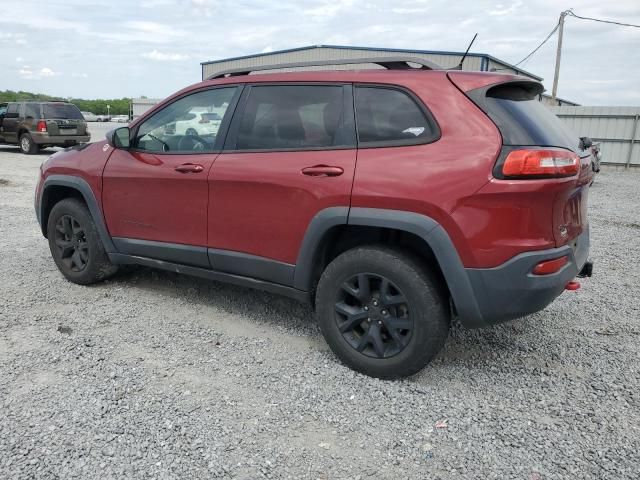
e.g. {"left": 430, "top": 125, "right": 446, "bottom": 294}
{"left": 46, "top": 198, "right": 118, "bottom": 285}
{"left": 316, "top": 246, "right": 450, "bottom": 379}
{"left": 19, "top": 133, "right": 38, "bottom": 154}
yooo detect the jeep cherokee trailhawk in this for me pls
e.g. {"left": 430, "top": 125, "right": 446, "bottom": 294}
{"left": 35, "top": 57, "right": 594, "bottom": 378}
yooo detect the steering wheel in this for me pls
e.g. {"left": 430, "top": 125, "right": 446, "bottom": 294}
{"left": 177, "top": 134, "right": 208, "bottom": 152}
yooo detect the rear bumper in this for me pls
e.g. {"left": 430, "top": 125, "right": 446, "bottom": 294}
{"left": 461, "top": 227, "right": 590, "bottom": 327}
{"left": 31, "top": 132, "right": 90, "bottom": 145}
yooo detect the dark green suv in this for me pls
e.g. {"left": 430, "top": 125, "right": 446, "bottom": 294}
{"left": 0, "top": 101, "right": 90, "bottom": 154}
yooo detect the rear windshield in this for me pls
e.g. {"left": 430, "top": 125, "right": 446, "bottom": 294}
{"left": 471, "top": 83, "right": 577, "bottom": 151}
{"left": 43, "top": 103, "right": 84, "bottom": 120}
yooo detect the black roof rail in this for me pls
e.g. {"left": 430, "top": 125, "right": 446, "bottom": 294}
{"left": 206, "top": 56, "right": 442, "bottom": 80}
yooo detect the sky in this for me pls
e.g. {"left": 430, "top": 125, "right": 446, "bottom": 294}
{"left": 0, "top": 0, "right": 639, "bottom": 105}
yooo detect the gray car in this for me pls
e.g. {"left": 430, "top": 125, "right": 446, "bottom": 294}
{"left": 0, "top": 101, "right": 90, "bottom": 154}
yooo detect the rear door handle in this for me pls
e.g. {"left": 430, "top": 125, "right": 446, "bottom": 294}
{"left": 301, "top": 165, "right": 344, "bottom": 177}
{"left": 175, "top": 163, "right": 204, "bottom": 173}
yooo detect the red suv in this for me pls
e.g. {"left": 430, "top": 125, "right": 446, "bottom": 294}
{"left": 35, "top": 57, "right": 594, "bottom": 378}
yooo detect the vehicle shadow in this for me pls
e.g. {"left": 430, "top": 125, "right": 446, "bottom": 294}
{"left": 100, "top": 264, "right": 543, "bottom": 370}
{"left": 0, "top": 146, "right": 57, "bottom": 155}
{"left": 108, "top": 265, "right": 319, "bottom": 336}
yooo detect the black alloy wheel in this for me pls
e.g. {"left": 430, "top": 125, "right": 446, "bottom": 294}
{"left": 335, "top": 273, "right": 413, "bottom": 359}
{"left": 53, "top": 214, "right": 89, "bottom": 272}
{"left": 316, "top": 246, "right": 450, "bottom": 379}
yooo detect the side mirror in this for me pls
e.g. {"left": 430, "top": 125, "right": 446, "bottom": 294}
{"left": 106, "top": 127, "right": 130, "bottom": 149}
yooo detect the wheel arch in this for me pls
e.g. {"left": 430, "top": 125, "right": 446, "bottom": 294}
{"left": 38, "top": 175, "right": 116, "bottom": 253}
{"left": 294, "top": 207, "right": 484, "bottom": 326}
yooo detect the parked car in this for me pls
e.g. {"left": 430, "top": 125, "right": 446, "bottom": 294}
{"left": 81, "top": 111, "right": 98, "bottom": 122}
{"left": 34, "top": 57, "right": 594, "bottom": 378}
{"left": 166, "top": 111, "right": 223, "bottom": 137}
{"left": 95, "top": 114, "right": 111, "bottom": 122}
{"left": 0, "top": 101, "right": 90, "bottom": 153}
{"left": 112, "top": 115, "right": 130, "bottom": 123}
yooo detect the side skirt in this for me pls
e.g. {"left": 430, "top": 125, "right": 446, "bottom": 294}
{"left": 108, "top": 253, "right": 310, "bottom": 304}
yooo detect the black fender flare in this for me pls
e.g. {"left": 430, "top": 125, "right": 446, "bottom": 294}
{"left": 38, "top": 174, "right": 116, "bottom": 253}
{"left": 293, "top": 207, "right": 483, "bottom": 326}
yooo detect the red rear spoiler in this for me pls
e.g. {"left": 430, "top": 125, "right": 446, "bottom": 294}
{"left": 447, "top": 71, "right": 527, "bottom": 92}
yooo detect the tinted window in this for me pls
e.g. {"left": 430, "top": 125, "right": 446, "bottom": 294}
{"left": 24, "top": 103, "right": 41, "bottom": 119}
{"left": 134, "top": 87, "right": 238, "bottom": 153}
{"left": 43, "top": 103, "right": 83, "bottom": 120}
{"left": 7, "top": 104, "right": 19, "bottom": 115}
{"left": 355, "top": 87, "right": 436, "bottom": 144}
{"left": 479, "top": 84, "right": 577, "bottom": 150}
{"left": 235, "top": 85, "right": 349, "bottom": 150}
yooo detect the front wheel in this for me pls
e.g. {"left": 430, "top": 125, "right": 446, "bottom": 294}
{"left": 47, "top": 198, "right": 118, "bottom": 285}
{"left": 316, "top": 246, "right": 450, "bottom": 379}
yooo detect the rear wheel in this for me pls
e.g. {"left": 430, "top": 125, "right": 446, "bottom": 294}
{"left": 316, "top": 246, "right": 450, "bottom": 379}
{"left": 19, "top": 133, "right": 38, "bottom": 154}
{"left": 47, "top": 198, "right": 118, "bottom": 285}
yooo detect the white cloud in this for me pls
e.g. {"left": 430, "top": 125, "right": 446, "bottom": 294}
{"left": 18, "top": 65, "right": 59, "bottom": 79}
{"left": 142, "top": 49, "right": 190, "bottom": 61}
{"left": 303, "top": 0, "right": 355, "bottom": 18}
{"left": 488, "top": 1, "right": 523, "bottom": 16}
{"left": 72, "top": 72, "right": 89, "bottom": 78}
{"left": 16, "top": 56, "right": 24, "bottom": 62}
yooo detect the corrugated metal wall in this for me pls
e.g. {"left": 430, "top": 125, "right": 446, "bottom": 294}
{"left": 202, "top": 46, "right": 485, "bottom": 79}
{"left": 549, "top": 106, "right": 640, "bottom": 167}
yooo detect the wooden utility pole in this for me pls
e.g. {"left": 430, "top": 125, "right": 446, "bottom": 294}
{"left": 551, "top": 11, "right": 567, "bottom": 100}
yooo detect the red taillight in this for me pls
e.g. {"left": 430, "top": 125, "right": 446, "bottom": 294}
{"left": 532, "top": 256, "right": 568, "bottom": 275}
{"left": 36, "top": 120, "right": 47, "bottom": 133}
{"left": 502, "top": 149, "right": 580, "bottom": 178}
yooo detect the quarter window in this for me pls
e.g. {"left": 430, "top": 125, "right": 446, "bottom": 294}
{"left": 133, "top": 87, "right": 238, "bottom": 153}
{"left": 235, "top": 85, "right": 349, "bottom": 150}
{"left": 355, "top": 87, "right": 437, "bottom": 145}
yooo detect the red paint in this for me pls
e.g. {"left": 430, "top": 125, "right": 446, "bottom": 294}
{"left": 208, "top": 150, "right": 356, "bottom": 264}
{"left": 102, "top": 149, "right": 217, "bottom": 245}
{"left": 38, "top": 69, "right": 591, "bottom": 271}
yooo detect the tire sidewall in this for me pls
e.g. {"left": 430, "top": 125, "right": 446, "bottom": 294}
{"left": 20, "top": 133, "right": 36, "bottom": 154}
{"left": 316, "top": 247, "right": 449, "bottom": 378}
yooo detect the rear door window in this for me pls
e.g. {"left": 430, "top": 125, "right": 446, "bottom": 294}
{"left": 43, "top": 103, "right": 84, "bottom": 120}
{"left": 24, "top": 103, "right": 41, "bottom": 120}
{"left": 354, "top": 86, "right": 439, "bottom": 146}
{"left": 231, "top": 85, "right": 354, "bottom": 150}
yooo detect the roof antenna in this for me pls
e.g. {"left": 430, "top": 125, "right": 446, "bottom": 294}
{"left": 454, "top": 33, "right": 478, "bottom": 70}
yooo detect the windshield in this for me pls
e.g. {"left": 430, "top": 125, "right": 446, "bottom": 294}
{"left": 43, "top": 103, "right": 84, "bottom": 120}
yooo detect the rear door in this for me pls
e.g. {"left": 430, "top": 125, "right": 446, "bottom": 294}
{"left": 102, "top": 86, "right": 241, "bottom": 266}
{"left": 207, "top": 83, "right": 357, "bottom": 283}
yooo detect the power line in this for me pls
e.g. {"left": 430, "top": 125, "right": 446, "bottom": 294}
{"left": 513, "top": 21, "right": 560, "bottom": 67}
{"left": 566, "top": 11, "right": 640, "bottom": 28}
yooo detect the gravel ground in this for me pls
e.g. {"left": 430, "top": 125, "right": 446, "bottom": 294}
{"left": 1, "top": 147, "right": 639, "bottom": 479}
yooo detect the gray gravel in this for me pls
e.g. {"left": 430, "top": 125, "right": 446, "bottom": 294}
{"left": 1, "top": 147, "right": 639, "bottom": 479}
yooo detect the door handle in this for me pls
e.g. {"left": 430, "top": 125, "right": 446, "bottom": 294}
{"left": 175, "top": 163, "right": 204, "bottom": 173}
{"left": 301, "top": 165, "right": 344, "bottom": 177}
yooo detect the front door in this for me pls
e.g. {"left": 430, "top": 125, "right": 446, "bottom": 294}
{"left": 207, "top": 84, "right": 357, "bottom": 282}
{"left": 102, "top": 86, "right": 241, "bottom": 266}
{"left": 1, "top": 103, "right": 21, "bottom": 143}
